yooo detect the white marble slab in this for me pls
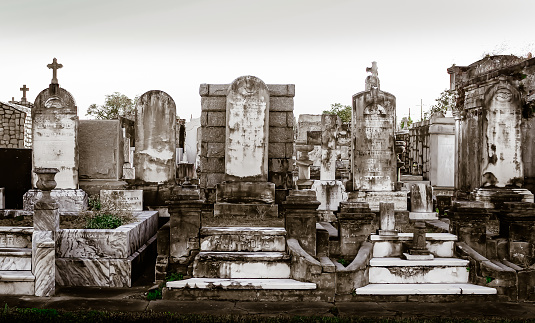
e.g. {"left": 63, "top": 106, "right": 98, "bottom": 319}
{"left": 56, "top": 211, "right": 158, "bottom": 258}
{"left": 0, "top": 281, "right": 34, "bottom": 295}
{"left": 354, "top": 283, "right": 496, "bottom": 295}
{"left": 167, "top": 278, "right": 316, "bottom": 290}
{"left": 369, "top": 265, "right": 469, "bottom": 284}
{"left": 0, "top": 248, "right": 31, "bottom": 270}
{"left": 370, "top": 233, "right": 457, "bottom": 241}
{"left": 370, "top": 257, "right": 468, "bottom": 267}
{"left": 409, "top": 212, "right": 438, "bottom": 220}
{"left": 372, "top": 240, "right": 454, "bottom": 258}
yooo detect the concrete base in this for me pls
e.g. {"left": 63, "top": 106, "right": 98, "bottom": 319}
{"left": 354, "top": 283, "right": 497, "bottom": 295}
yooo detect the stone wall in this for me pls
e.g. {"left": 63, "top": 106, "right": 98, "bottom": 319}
{"left": 199, "top": 83, "right": 295, "bottom": 201}
{"left": 0, "top": 102, "right": 26, "bottom": 148}
{"left": 449, "top": 56, "right": 535, "bottom": 193}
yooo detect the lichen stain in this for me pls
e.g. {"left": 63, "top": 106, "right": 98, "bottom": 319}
{"left": 482, "top": 172, "right": 498, "bottom": 187}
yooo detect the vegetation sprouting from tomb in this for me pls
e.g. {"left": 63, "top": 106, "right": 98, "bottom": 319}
{"left": 423, "top": 89, "right": 458, "bottom": 120}
{"left": 323, "top": 103, "right": 352, "bottom": 123}
{"left": 77, "top": 195, "right": 135, "bottom": 229}
{"left": 399, "top": 116, "right": 413, "bottom": 129}
{"left": 86, "top": 92, "right": 138, "bottom": 120}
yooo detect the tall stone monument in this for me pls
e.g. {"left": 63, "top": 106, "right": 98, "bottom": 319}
{"left": 24, "top": 58, "right": 87, "bottom": 213}
{"left": 349, "top": 62, "right": 407, "bottom": 211}
{"left": 134, "top": 90, "right": 177, "bottom": 184}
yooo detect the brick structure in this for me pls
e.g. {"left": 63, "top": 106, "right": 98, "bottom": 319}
{"left": 0, "top": 101, "right": 30, "bottom": 148}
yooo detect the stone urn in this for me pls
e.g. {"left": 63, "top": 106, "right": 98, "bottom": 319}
{"left": 34, "top": 168, "right": 59, "bottom": 205}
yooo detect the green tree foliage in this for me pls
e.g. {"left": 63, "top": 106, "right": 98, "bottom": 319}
{"left": 423, "top": 89, "right": 457, "bottom": 120}
{"left": 322, "top": 103, "right": 352, "bottom": 123}
{"left": 399, "top": 116, "right": 413, "bottom": 129}
{"left": 86, "top": 92, "right": 136, "bottom": 120}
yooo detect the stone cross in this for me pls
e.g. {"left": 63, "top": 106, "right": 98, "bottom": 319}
{"left": 365, "top": 61, "right": 380, "bottom": 91}
{"left": 20, "top": 84, "right": 29, "bottom": 103}
{"left": 47, "top": 58, "right": 63, "bottom": 85}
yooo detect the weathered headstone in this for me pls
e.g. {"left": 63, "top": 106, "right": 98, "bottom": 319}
{"left": 349, "top": 62, "right": 407, "bottom": 211}
{"left": 225, "top": 75, "right": 269, "bottom": 181}
{"left": 24, "top": 58, "right": 87, "bottom": 213}
{"left": 134, "top": 90, "right": 176, "bottom": 184}
{"left": 32, "top": 58, "right": 77, "bottom": 189}
{"left": 409, "top": 183, "right": 437, "bottom": 220}
{"left": 352, "top": 62, "right": 396, "bottom": 192}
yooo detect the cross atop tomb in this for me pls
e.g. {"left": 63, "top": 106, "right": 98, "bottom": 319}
{"left": 365, "top": 61, "right": 380, "bottom": 91}
{"left": 20, "top": 85, "right": 29, "bottom": 103}
{"left": 47, "top": 58, "right": 63, "bottom": 85}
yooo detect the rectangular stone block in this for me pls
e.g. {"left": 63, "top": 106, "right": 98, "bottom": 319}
{"left": 354, "top": 191, "right": 408, "bottom": 212}
{"left": 269, "top": 127, "right": 294, "bottom": 143}
{"left": 269, "top": 112, "right": 288, "bottom": 127}
{"left": 201, "top": 127, "right": 225, "bottom": 143}
{"left": 205, "top": 142, "right": 224, "bottom": 158}
{"left": 206, "top": 173, "right": 225, "bottom": 188}
{"left": 0, "top": 227, "right": 32, "bottom": 248}
{"left": 207, "top": 111, "right": 225, "bottom": 127}
{"left": 200, "top": 111, "right": 207, "bottom": 126}
{"left": 269, "top": 97, "right": 294, "bottom": 112}
{"left": 267, "top": 84, "right": 295, "bottom": 97}
{"left": 201, "top": 97, "right": 226, "bottom": 111}
{"left": 201, "top": 157, "right": 225, "bottom": 173}
{"left": 200, "top": 227, "right": 286, "bottom": 252}
{"left": 268, "top": 143, "right": 286, "bottom": 158}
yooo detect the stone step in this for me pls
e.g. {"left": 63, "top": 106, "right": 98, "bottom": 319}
{"left": 200, "top": 227, "right": 286, "bottom": 252}
{"left": 167, "top": 278, "right": 316, "bottom": 290}
{"left": 354, "top": 283, "right": 497, "bottom": 295}
{"left": 0, "top": 270, "right": 35, "bottom": 295}
{"left": 369, "top": 257, "right": 469, "bottom": 284}
{"left": 0, "top": 247, "right": 32, "bottom": 270}
{"left": 163, "top": 278, "right": 322, "bottom": 301}
{"left": 371, "top": 233, "right": 456, "bottom": 258}
{"left": 193, "top": 252, "right": 291, "bottom": 279}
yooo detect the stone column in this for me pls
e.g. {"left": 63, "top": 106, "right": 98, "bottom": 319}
{"left": 32, "top": 168, "right": 59, "bottom": 297}
{"left": 337, "top": 197, "right": 376, "bottom": 257}
{"left": 449, "top": 201, "right": 490, "bottom": 257}
{"left": 167, "top": 185, "right": 203, "bottom": 273}
{"left": 283, "top": 190, "right": 320, "bottom": 257}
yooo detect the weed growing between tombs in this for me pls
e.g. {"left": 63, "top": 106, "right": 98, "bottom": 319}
{"left": 147, "top": 272, "right": 184, "bottom": 300}
{"left": 77, "top": 195, "right": 135, "bottom": 229}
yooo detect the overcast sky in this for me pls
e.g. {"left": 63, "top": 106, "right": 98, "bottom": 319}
{"left": 1, "top": 0, "right": 533, "bottom": 122}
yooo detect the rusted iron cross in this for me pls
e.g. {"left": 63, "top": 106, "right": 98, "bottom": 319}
{"left": 47, "top": 58, "right": 63, "bottom": 84}
{"left": 20, "top": 84, "right": 29, "bottom": 102}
